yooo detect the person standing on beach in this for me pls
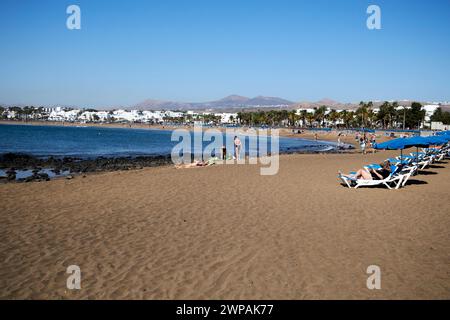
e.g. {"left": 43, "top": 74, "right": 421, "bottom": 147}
{"left": 234, "top": 136, "right": 241, "bottom": 160}
{"left": 370, "top": 134, "right": 376, "bottom": 154}
{"left": 359, "top": 136, "right": 366, "bottom": 154}
{"left": 221, "top": 144, "right": 227, "bottom": 160}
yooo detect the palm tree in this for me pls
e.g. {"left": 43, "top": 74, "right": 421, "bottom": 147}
{"left": 356, "top": 101, "right": 373, "bottom": 128}
{"left": 327, "top": 110, "right": 339, "bottom": 128}
{"left": 306, "top": 113, "right": 315, "bottom": 128}
{"left": 299, "top": 110, "right": 307, "bottom": 127}
{"left": 390, "top": 101, "right": 399, "bottom": 129}
{"left": 237, "top": 112, "right": 251, "bottom": 126}
{"left": 314, "top": 105, "right": 328, "bottom": 127}
{"left": 279, "top": 110, "right": 289, "bottom": 126}
{"left": 286, "top": 110, "right": 296, "bottom": 127}
{"left": 341, "top": 110, "right": 355, "bottom": 128}
{"left": 377, "top": 101, "right": 396, "bottom": 129}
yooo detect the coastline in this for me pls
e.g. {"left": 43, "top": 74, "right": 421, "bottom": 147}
{"left": 0, "top": 120, "right": 358, "bottom": 182}
{"left": 0, "top": 119, "right": 359, "bottom": 148}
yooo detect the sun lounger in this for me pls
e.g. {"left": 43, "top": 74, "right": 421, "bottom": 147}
{"left": 399, "top": 154, "right": 430, "bottom": 170}
{"left": 338, "top": 166, "right": 404, "bottom": 189}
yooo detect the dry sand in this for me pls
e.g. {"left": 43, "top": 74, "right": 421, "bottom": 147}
{"left": 1, "top": 150, "right": 449, "bottom": 299}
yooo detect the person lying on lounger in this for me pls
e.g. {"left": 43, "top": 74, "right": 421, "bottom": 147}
{"left": 340, "top": 160, "right": 392, "bottom": 181}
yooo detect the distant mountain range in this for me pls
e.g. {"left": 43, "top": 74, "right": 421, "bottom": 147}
{"left": 134, "top": 95, "right": 450, "bottom": 112}
{"left": 134, "top": 95, "right": 295, "bottom": 110}
{"left": 3, "top": 96, "right": 449, "bottom": 112}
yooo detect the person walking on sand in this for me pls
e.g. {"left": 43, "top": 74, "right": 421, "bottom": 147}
{"left": 234, "top": 136, "right": 241, "bottom": 160}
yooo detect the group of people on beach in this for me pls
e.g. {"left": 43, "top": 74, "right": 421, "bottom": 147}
{"left": 221, "top": 136, "right": 242, "bottom": 160}
{"left": 355, "top": 132, "right": 377, "bottom": 154}
{"left": 175, "top": 136, "right": 243, "bottom": 169}
{"left": 335, "top": 131, "right": 377, "bottom": 153}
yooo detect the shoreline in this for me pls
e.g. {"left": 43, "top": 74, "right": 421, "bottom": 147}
{"left": 0, "top": 119, "right": 360, "bottom": 148}
{"left": 0, "top": 121, "right": 359, "bottom": 182}
{"left": 0, "top": 143, "right": 353, "bottom": 183}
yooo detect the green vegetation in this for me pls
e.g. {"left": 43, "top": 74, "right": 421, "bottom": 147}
{"left": 2, "top": 101, "right": 443, "bottom": 129}
{"left": 431, "top": 107, "right": 450, "bottom": 125}
{"left": 2, "top": 106, "right": 47, "bottom": 121}
{"left": 235, "top": 101, "right": 427, "bottom": 129}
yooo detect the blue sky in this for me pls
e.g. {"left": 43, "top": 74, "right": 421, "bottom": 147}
{"left": 0, "top": 0, "right": 449, "bottom": 107}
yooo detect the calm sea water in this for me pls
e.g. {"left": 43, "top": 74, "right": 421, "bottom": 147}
{"left": 0, "top": 124, "right": 337, "bottom": 158}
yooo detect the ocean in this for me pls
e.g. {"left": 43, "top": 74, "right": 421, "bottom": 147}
{"left": 0, "top": 124, "right": 338, "bottom": 158}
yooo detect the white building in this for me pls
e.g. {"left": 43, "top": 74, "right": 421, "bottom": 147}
{"left": 96, "top": 111, "right": 109, "bottom": 122}
{"left": 295, "top": 108, "right": 315, "bottom": 114}
{"left": 141, "top": 111, "right": 164, "bottom": 123}
{"left": 6, "top": 110, "right": 16, "bottom": 119}
{"left": 214, "top": 112, "right": 238, "bottom": 124}
{"left": 431, "top": 122, "right": 448, "bottom": 131}
{"left": 164, "top": 111, "right": 184, "bottom": 118}
{"left": 112, "top": 109, "right": 138, "bottom": 122}
{"left": 78, "top": 111, "right": 98, "bottom": 122}
{"left": 422, "top": 104, "right": 440, "bottom": 122}
{"left": 48, "top": 108, "right": 81, "bottom": 121}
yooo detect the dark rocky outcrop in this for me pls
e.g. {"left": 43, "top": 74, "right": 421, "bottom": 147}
{"left": 0, "top": 153, "right": 173, "bottom": 183}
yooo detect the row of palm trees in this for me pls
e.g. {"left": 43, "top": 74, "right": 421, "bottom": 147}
{"left": 236, "top": 108, "right": 353, "bottom": 128}
{"left": 236, "top": 101, "right": 427, "bottom": 129}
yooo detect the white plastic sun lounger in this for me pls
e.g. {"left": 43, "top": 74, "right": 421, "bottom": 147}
{"left": 400, "top": 154, "right": 430, "bottom": 170}
{"left": 384, "top": 163, "right": 416, "bottom": 187}
{"left": 339, "top": 161, "right": 417, "bottom": 189}
{"left": 396, "top": 165, "right": 417, "bottom": 187}
{"left": 338, "top": 171, "right": 404, "bottom": 189}
{"left": 424, "top": 148, "right": 448, "bottom": 162}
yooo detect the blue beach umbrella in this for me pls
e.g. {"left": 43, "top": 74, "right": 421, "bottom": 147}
{"left": 374, "top": 138, "right": 409, "bottom": 161}
{"left": 374, "top": 138, "right": 410, "bottom": 150}
{"left": 374, "top": 137, "right": 429, "bottom": 150}
{"left": 407, "top": 137, "right": 433, "bottom": 163}
{"left": 424, "top": 136, "right": 448, "bottom": 145}
{"left": 374, "top": 137, "right": 430, "bottom": 162}
{"left": 406, "top": 136, "right": 432, "bottom": 147}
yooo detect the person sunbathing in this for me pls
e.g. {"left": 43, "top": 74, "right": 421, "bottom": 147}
{"left": 174, "top": 157, "right": 219, "bottom": 169}
{"left": 175, "top": 160, "right": 208, "bottom": 169}
{"left": 340, "top": 160, "right": 392, "bottom": 181}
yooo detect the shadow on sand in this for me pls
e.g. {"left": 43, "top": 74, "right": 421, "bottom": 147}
{"left": 427, "top": 165, "right": 445, "bottom": 169}
{"left": 404, "top": 179, "right": 428, "bottom": 186}
{"left": 418, "top": 170, "right": 438, "bottom": 175}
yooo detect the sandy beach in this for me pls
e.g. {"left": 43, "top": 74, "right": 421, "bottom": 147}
{"left": 1, "top": 150, "right": 449, "bottom": 299}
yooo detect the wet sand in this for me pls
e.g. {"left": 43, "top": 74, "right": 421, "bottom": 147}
{"left": 0, "top": 150, "right": 449, "bottom": 299}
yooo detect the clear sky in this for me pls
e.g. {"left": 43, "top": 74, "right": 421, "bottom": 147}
{"left": 0, "top": 0, "right": 449, "bottom": 107}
